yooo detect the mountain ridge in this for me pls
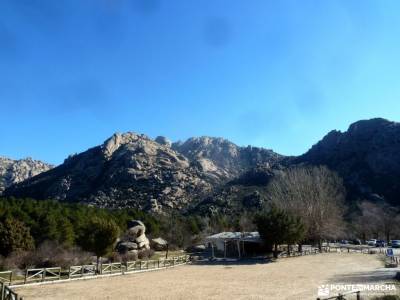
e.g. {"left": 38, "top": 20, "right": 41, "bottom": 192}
{"left": 3, "top": 118, "right": 400, "bottom": 211}
{"left": 0, "top": 157, "right": 53, "bottom": 194}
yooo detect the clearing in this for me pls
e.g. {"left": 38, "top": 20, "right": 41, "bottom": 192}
{"left": 15, "top": 253, "right": 399, "bottom": 300}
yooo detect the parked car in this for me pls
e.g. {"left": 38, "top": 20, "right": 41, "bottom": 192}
{"left": 340, "top": 240, "right": 350, "bottom": 245}
{"left": 352, "top": 239, "right": 362, "bottom": 245}
{"left": 367, "top": 239, "right": 377, "bottom": 246}
{"left": 376, "top": 240, "right": 386, "bottom": 247}
{"left": 390, "top": 240, "right": 400, "bottom": 248}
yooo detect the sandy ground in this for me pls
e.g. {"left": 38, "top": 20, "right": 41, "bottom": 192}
{"left": 15, "top": 253, "right": 400, "bottom": 300}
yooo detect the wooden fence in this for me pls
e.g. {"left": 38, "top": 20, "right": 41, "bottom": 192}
{"left": 0, "top": 281, "right": 22, "bottom": 300}
{"left": 0, "top": 255, "right": 190, "bottom": 300}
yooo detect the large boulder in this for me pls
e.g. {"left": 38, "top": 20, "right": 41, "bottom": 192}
{"left": 155, "top": 136, "right": 172, "bottom": 147}
{"left": 136, "top": 234, "right": 150, "bottom": 249}
{"left": 116, "top": 220, "right": 151, "bottom": 253}
{"left": 126, "top": 220, "right": 146, "bottom": 241}
{"left": 151, "top": 237, "right": 168, "bottom": 251}
{"left": 116, "top": 241, "right": 138, "bottom": 253}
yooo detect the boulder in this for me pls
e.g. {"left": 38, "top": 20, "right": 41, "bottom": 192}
{"left": 116, "top": 241, "right": 138, "bottom": 253}
{"left": 155, "top": 136, "right": 172, "bottom": 147}
{"left": 136, "top": 235, "right": 150, "bottom": 249}
{"left": 151, "top": 237, "right": 168, "bottom": 251}
{"left": 126, "top": 220, "right": 146, "bottom": 240}
{"left": 186, "top": 244, "right": 206, "bottom": 252}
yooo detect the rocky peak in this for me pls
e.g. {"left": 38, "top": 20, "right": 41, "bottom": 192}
{"left": 102, "top": 132, "right": 150, "bottom": 158}
{"left": 4, "top": 132, "right": 211, "bottom": 211}
{"left": 173, "top": 136, "right": 283, "bottom": 178}
{"left": 298, "top": 118, "right": 400, "bottom": 206}
{"left": 0, "top": 156, "right": 53, "bottom": 194}
{"left": 155, "top": 136, "right": 172, "bottom": 147}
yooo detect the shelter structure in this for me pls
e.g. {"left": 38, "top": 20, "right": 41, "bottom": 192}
{"left": 205, "top": 232, "right": 263, "bottom": 259}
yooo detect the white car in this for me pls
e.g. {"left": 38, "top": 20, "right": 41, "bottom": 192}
{"left": 367, "top": 239, "right": 377, "bottom": 246}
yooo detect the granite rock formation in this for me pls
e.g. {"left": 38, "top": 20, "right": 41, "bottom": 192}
{"left": 0, "top": 157, "right": 52, "bottom": 194}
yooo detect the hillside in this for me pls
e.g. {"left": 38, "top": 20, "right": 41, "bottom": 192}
{"left": 4, "top": 132, "right": 281, "bottom": 211}
{"left": 4, "top": 118, "right": 400, "bottom": 212}
{"left": 296, "top": 118, "right": 400, "bottom": 206}
{"left": 0, "top": 157, "right": 52, "bottom": 194}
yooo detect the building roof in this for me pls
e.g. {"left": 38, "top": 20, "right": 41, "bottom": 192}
{"left": 205, "top": 232, "right": 261, "bottom": 242}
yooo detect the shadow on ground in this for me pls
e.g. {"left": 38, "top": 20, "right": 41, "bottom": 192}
{"left": 192, "top": 257, "right": 272, "bottom": 266}
{"left": 330, "top": 268, "right": 399, "bottom": 284}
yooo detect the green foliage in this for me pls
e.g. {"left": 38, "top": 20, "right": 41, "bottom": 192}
{"left": 0, "top": 218, "right": 35, "bottom": 256}
{"left": 254, "top": 205, "right": 305, "bottom": 258}
{"left": 79, "top": 217, "right": 120, "bottom": 258}
{"left": 0, "top": 198, "right": 162, "bottom": 254}
{"left": 0, "top": 197, "right": 204, "bottom": 255}
{"left": 188, "top": 216, "right": 202, "bottom": 235}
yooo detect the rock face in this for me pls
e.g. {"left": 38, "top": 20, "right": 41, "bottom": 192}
{"left": 296, "top": 118, "right": 400, "bottom": 206}
{"left": 172, "top": 136, "right": 282, "bottom": 180}
{"left": 5, "top": 118, "right": 400, "bottom": 211}
{"left": 0, "top": 157, "right": 52, "bottom": 194}
{"left": 4, "top": 133, "right": 213, "bottom": 210}
{"left": 116, "top": 220, "right": 150, "bottom": 254}
{"left": 4, "top": 132, "right": 281, "bottom": 211}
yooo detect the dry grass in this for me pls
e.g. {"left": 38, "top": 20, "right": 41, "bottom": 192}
{"left": 15, "top": 253, "right": 399, "bottom": 300}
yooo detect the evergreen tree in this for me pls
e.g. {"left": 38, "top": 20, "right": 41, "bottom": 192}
{"left": 79, "top": 217, "right": 120, "bottom": 269}
{"left": 254, "top": 205, "right": 305, "bottom": 258}
{"left": 0, "top": 218, "right": 35, "bottom": 256}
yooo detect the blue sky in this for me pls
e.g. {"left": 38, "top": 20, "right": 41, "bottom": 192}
{"left": 1, "top": 0, "right": 400, "bottom": 165}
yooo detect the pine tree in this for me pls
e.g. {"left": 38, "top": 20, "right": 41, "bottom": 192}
{"left": 254, "top": 205, "right": 305, "bottom": 258}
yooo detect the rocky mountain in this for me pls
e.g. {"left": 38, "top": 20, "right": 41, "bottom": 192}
{"left": 0, "top": 157, "right": 53, "bottom": 194}
{"left": 4, "top": 133, "right": 282, "bottom": 211}
{"left": 172, "top": 136, "right": 282, "bottom": 180}
{"left": 296, "top": 118, "right": 400, "bottom": 206}
{"left": 4, "top": 118, "right": 400, "bottom": 212}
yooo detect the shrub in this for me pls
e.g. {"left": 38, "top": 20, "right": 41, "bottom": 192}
{"left": 110, "top": 251, "right": 138, "bottom": 263}
{"left": 138, "top": 249, "right": 154, "bottom": 260}
{"left": 1, "top": 242, "right": 93, "bottom": 270}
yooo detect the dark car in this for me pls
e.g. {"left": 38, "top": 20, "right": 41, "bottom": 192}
{"left": 376, "top": 240, "right": 386, "bottom": 247}
{"left": 390, "top": 240, "right": 400, "bottom": 248}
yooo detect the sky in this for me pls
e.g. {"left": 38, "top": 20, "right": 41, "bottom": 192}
{"left": 1, "top": 0, "right": 400, "bottom": 165}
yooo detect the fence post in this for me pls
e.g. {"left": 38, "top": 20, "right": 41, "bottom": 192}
{"left": 356, "top": 291, "right": 360, "bottom": 300}
{"left": 1, "top": 281, "right": 5, "bottom": 300}
{"left": 24, "top": 270, "right": 28, "bottom": 284}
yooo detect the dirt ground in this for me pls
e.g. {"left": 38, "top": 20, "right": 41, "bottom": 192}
{"left": 15, "top": 253, "right": 400, "bottom": 300}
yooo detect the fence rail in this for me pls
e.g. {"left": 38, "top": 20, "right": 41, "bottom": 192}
{"left": 0, "top": 281, "right": 22, "bottom": 300}
{"left": 0, "top": 272, "right": 12, "bottom": 286}
{"left": 0, "top": 254, "right": 190, "bottom": 299}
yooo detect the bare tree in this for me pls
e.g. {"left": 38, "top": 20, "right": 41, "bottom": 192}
{"left": 266, "top": 166, "right": 346, "bottom": 250}
{"left": 354, "top": 201, "right": 399, "bottom": 241}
